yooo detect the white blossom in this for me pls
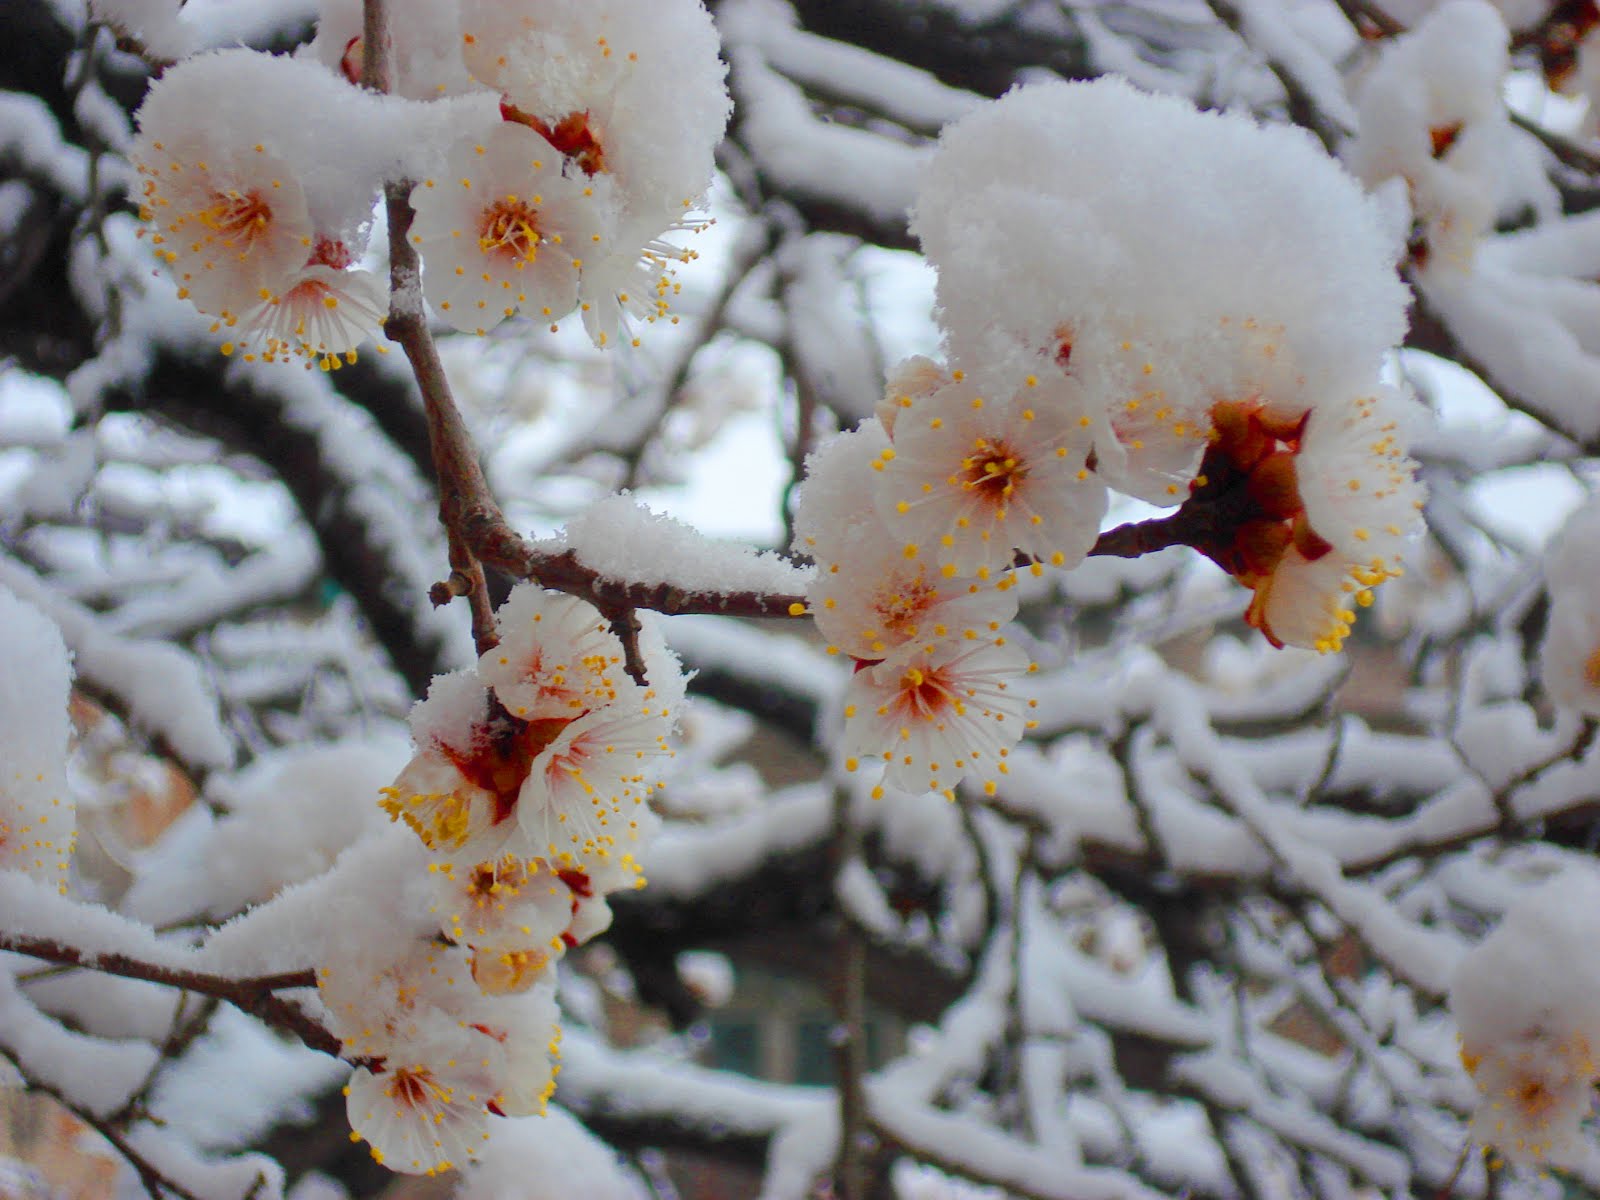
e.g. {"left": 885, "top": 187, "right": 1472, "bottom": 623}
{"left": 409, "top": 118, "right": 610, "bottom": 335}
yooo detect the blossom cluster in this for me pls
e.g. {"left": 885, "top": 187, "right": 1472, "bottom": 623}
{"left": 791, "top": 79, "right": 1426, "bottom": 802}
{"left": 128, "top": 0, "right": 728, "bottom": 367}
{"left": 1451, "top": 869, "right": 1600, "bottom": 1166}
{"left": 317, "top": 584, "right": 685, "bottom": 1174}
{"left": 1344, "top": 0, "right": 1515, "bottom": 268}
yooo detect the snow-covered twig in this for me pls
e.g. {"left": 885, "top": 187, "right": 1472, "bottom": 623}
{"left": 0, "top": 933, "right": 344, "bottom": 1060}
{"left": 0, "top": 1037, "right": 202, "bottom": 1200}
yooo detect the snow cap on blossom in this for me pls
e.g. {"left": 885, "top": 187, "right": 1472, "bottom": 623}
{"left": 457, "top": 0, "right": 729, "bottom": 345}
{"left": 458, "top": 0, "right": 728, "bottom": 215}
{"left": 0, "top": 588, "right": 74, "bottom": 889}
{"left": 1451, "top": 868, "right": 1600, "bottom": 1164}
{"left": 912, "top": 78, "right": 1407, "bottom": 455}
{"left": 791, "top": 419, "right": 892, "bottom": 565}
{"left": 1343, "top": 0, "right": 1512, "bottom": 266}
{"left": 131, "top": 49, "right": 409, "bottom": 364}
{"left": 409, "top": 117, "right": 610, "bottom": 334}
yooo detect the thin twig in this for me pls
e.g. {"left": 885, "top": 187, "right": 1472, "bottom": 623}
{"left": 105, "top": 992, "right": 219, "bottom": 1129}
{"left": 1509, "top": 109, "right": 1600, "bottom": 175}
{"left": 1204, "top": 0, "right": 1349, "bottom": 153}
{"left": 618, "top": 224, "right": 777, "bottom": 491}
{"left": 0, "top": 1038, "right": 203, "bottom": 1200}
{"left": 0, "top": 934, "right": 352, "bottom": 1060}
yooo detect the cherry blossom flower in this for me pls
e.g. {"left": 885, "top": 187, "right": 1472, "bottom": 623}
{"left": 807, "top": 516, "right": 1019, "bottom": 663}
{"left": 344, "top": 1033, "right": 496, "bottom": 1175}
{"left": 319, "top": 942, "right": 480, "bottom": 1061}
{"left": 458, "top": 0, "right": 727, "bottom": 222}
{"left": 135, "top": 137, "right": 314, "bottom": 323}
{"left": 131, "top": 49, "right": 407, "bottom": 348}
{"left": 1247, "top": 390, "right": 1425, "bottom": 652}
{"left": 841, "top": 635, "right": 1035, "bottom": 798}
{"left": 518, "top": 676, "right": 677, "bottom": 867}
{"left": 874, "top": 370, "right": 1106, "bottom": 580}
{"left": 457, "top": 0, "right": 728, "bottom": 346}
{"left": 792, "top": 419, "right": 893, "bottom": 566}
{"left": 1461, "top": 1032, "right": 1598, "bottom": 1165}
{"left": 429, "top": 853, "right": 572, "bottom": 954}
{"left": 1344, "top": 0, "right": 1514, "bottom": 267}
{"left": 1452, "top": 869, "right": 1600, "bottom": 1164}
{"left": 477, "top": 586, "right": 624, "bottom": 720}
{"left": 465, "top": 984, "right": 562, "bottom": 1117}
{"left": 382, "top": 672, "right": 551, "bottom": 862}
{"left": 381, "top": 747, "right": 516, "bottom": 862}
{"left": 1540, "top": 502, "right": 1600, "bottom": 715}
{"left": 1179, "top": 389, "right": 1424, "bottom": 654}
{"left": 322, "top": 943, "right": 561, "bottom": 1169}
{"left": 877, "top": 355, "right": 950, "bottom": 437}
{"left": 226, "top": 237, "right": 388, "bottom": 370}
{"left": 409, "top": 120, "right": 610, "bottom": 334}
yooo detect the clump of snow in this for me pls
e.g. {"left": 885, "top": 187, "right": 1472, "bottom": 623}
{"left": 551, "top": 493, "right": 810, "bottom": 599}
{"left": 451, "top": 1106, "right": 647, "bottom": 1199}
{"left": 676, "top": 949, "right": 735, "bottom": 1008}
{"left": 201, "top": 736, "right": 412, "bottom": 915}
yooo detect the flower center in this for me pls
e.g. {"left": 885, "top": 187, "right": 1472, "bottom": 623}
{"left": 478, "top": 198, "right": 542, "bottom": 265}
{"left": 472, "top": 947, "right": 551, "bottom": 995}
{"left": 876, "top": 577, "right": 937, "bottom": 637}
{"left": 894, "top": 665, "right": 955, "bottom": 721}
{"left": 198, "top": 189, "right": 274, "bottom": 254}
{"left": 1052, "top": 323, "right": 1073, "bottom": 371}
{"left": 309, "top": 236, "right": 352, "bottom": 269}
{"left": 1510, "top": 1075, "right": 1560, "bottom": 1121}
{"left": 1585, "top": 644, "right": 1600, "bottom": 690}
{"left": 386, "top": 1067, "right": 451, "bottom": 1109}
{"left": 960, "top": 437, "right": 1027, "bottom": 500}
{"left": 444, "top": 717, "right": 571, "bottom": 824}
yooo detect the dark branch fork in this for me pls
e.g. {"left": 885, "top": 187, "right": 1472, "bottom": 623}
{"left": 0, "top": 933, "right": 357, "bottom": 1063}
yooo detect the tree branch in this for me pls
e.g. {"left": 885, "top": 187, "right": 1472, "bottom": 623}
{"left": 0, "top": 1037, "right": 202, "bottom": 1200}
{"left": 0, "top": 934, "right": 350, "bottom": 1060}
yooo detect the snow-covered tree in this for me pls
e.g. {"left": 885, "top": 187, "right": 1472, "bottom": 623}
{"left": 4, "top": 1, "right": 1600, "bottom": 1197}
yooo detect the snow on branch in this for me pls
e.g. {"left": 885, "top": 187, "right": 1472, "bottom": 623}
{"left": 0, "top": 553, "right": 233, "bottom": 772}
